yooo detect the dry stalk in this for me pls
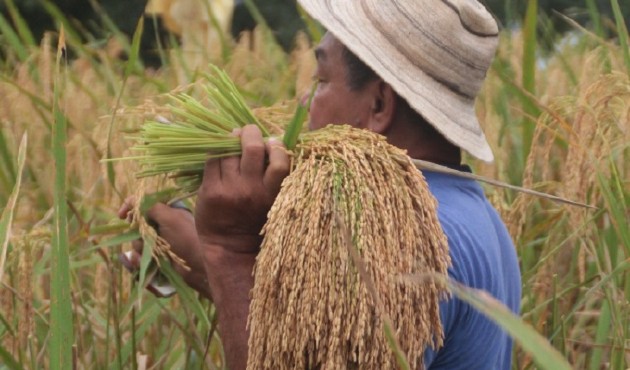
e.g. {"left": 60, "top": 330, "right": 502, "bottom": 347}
{"left": 17, "top": 236, "right": 34, "bottom": 350}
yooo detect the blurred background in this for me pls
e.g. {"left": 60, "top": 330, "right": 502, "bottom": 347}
{"left": 2, "top": 0, "right": 630, "bottom": 66}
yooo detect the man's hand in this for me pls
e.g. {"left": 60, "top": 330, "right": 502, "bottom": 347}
{"left": 195, "top": 125, "right": 289, "bottom": 254}
{"left": 196, "top": 124, "right": 290, "bottom": 370}
{"left": 118, "top": 198, "right": 211, "bottom": 299}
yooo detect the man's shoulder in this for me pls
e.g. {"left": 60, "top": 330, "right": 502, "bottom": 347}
{"left": 422, "top": 171, "right": 521, "bottom": 370}
{"left": 423, "top": 170, "right": 520, "bottom": 293}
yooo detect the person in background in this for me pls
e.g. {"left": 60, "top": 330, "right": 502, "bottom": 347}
{"left": 231, "top": 0, "right": 306, "bottom": 52}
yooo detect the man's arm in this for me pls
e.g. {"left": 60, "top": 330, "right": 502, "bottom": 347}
{"left": 203, "top": 248, "right": 256, "bottom": 370}
{"left": 195, "top": 125, "right": 289, "bottom": 370}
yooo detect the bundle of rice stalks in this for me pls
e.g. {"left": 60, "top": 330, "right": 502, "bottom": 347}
{"left": 126, "top": 65, "right": 289, "bottom": 196}
{"left": 123, "top": 66, "right": 451, "bottom": 368}
{"left": 250, "top": 125, "right": 450, "bottom": 369}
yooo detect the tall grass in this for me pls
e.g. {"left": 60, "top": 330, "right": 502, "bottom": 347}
{"left": 49, "top": 27, "right": 73, "bottom": 370}
{"left": 612, "top": 0, "right": 630, "bottom": 74}
{"left": 0, "top": 1, "right": 628, "bottom": 369}
{"left": 521, "top": 0, "right": 538, "bottom": 162}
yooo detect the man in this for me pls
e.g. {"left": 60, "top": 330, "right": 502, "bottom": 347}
{"left": 121, "top": 1, "right": 521, "bottom": 369}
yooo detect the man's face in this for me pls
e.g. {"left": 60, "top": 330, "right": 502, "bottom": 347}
{"left": 306, "top": 33, "right": 374, "bottom": 130}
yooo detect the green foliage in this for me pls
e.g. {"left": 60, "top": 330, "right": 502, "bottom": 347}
{"left": 3, "top": 0, "right": 36, "bottom": 48}
{"left": 611, "top": 0, "right": 630, "bottom": 75}
{"left": 521, "top": 0, "right": 539, "bottom": 161}
{"left": 50, "top": 28, "right": 73, "bottom": 370}
{"left": 0, "top": 129, "right": 17, "bottom": 205}
{"left": 0, "top": 11, "right": 29, "bottom": 62}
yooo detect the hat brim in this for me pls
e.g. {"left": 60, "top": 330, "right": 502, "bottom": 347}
{"left": 298, "top": 0, "right": 495, "bottom": 162}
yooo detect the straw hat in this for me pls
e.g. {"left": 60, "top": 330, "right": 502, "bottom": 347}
{"left": 297, "top": 0, "right": 500, "bottom": 162}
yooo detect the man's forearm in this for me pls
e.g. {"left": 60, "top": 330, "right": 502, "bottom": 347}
{"left": 203, "top": 245, "right": 256, "bottom": 370}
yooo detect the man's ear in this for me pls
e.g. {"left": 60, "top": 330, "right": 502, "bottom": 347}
{"left": 367, "top": 81, "right": 396, "bottom": 134}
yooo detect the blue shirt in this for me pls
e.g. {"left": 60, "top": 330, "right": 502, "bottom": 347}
{"left": 423, "top": 169, "right": 522, "bottom": 370}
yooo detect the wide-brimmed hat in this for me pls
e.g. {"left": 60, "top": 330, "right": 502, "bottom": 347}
{"left": 297, "top": 0, "right": 499, "bottom": 162}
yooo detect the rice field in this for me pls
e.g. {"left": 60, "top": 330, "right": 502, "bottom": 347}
{"left": 0, "top": 2, "right": 629, "bottom": 369}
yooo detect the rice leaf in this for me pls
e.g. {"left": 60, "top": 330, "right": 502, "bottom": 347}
{"left": 0, "top": 127, "right": 17, "bottom": 204}
{"left": 588, "top": 299, "right": 611, "bottom": 370}
{"left": 79, "top": 230, "right": 142, "bottom": 256}
{"left": 585, "top": 0, "right": 605, "bottom": 38}
{"left": 138, "top": 232, "right": 156, "bottom": 305}
{"left": 0, "top": 12, "right": 28, "bottom": 62}
{"left": 158, "top": 259, "right": 212, "bottom": 329}
{"left": 597, "top": 162, "right": 630, "bottom": 256}
{"left": 110, "top": 299, "right": 162, "bottom": 367}
{"left": 445, "top": 279, "right": 573, "bottom": 370}
{"left": 50, "top": 26, "right": 74, "bottom": 370}
{"left": 0, "top": 133, "right": 26, "bottom": 282}
{"left": 124, "top": 17, "right": 145, "bottom": 78}
{"left": 610, "top": 0, "right": 630, "bottom": 75}
{"left": 521, "top": 0, "right": 538, "bottom": 160}
{"left": 282, "top": 103, "right": 307, "bottom": 149}
{"left": 4, "top": 0, "right": 36, "bottom": 48}
{"left": 148, "top": 13, "right": 168, "bottom": 67}
{"left": 283, "top": 82, "right": 316, "bottom": 150}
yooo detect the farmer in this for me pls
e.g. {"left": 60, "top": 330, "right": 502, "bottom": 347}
{"left": 120, "top": 1, "right": 521, "bottom": 369}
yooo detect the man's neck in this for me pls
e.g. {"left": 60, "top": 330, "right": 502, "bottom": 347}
{"left": 384, "top": 118, "right": 462, "bottom": 165}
